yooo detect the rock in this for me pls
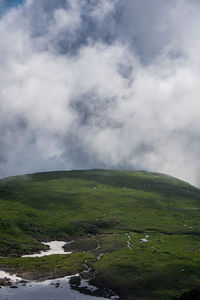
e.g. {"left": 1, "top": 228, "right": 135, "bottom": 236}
{"left": 0, "top": 278, "right": 12, "bottom": 287}
{"left": 50, "top": 282, "right": 60, "bottom": 288}
{"left": 19, "top": 280, "right": 28, "bottom": 286}
{"left": 69, "top": 276, "right": 81, "bottom": 287}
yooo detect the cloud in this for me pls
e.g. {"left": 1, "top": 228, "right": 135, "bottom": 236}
{"left": 0, "top": 0, "right": 200, "bottom": 186}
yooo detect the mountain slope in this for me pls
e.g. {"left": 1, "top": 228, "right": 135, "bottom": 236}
{"left": 0, "top": 169, "right": 200, "bottom": 299}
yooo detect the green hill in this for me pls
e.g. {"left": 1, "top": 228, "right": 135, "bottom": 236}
{"left": 0, "top": 169, "right": 200, "bottom": 299}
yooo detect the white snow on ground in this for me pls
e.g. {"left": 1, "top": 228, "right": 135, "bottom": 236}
{"left": 22, "top": 241, "right": 72, "bottom": 258}
{"left": 183, "top": 224, "right": 194, "bottom": 229}
{"left": 141, "top": 235, "right": 149, "bottom": 243}
{"left": 0, "top": 271, "right": 23, "bottom": 282}
{"left": 0, "top": 241, "right": 72, "bottom": 282}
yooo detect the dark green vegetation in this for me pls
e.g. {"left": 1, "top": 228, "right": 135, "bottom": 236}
{"left": 0, "top": 169, "right": 200, "bottom": 299}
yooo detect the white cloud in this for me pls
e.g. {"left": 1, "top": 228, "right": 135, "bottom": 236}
{"left": 51, "top": 0, "right": 82, "bottom": 35}
{"left": 90, "top": 0, "right": 118, "bottom": 21}
{"left": 1, "top": 0, "right": 200, "bottom": 186}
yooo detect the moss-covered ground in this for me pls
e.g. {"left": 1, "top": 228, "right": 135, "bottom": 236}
{"left": 0, "top": 169, "right": 200, "bottom": 299}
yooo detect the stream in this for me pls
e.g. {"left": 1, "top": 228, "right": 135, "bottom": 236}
{"left": 126, "top": 233, "right": 131, "bottom": 249}
{"left": 0, "top": 275, "right": 108, "bottom": 300}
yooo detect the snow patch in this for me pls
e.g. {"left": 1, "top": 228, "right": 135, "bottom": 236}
{"left": 0, "top": 271, "right": 23, "bottom": 282}
{"left": 22, "top": 241, "right": 72, "bottom": 258}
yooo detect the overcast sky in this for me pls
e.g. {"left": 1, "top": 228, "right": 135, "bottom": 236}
{"left": 0, "top": 0, "right": 200, "bottom": 186}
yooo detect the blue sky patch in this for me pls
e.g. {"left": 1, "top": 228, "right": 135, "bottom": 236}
{"left": 0, "top": 0, "right": 24, "bottom": 16}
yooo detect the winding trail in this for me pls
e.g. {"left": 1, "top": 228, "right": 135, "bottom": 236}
{"left": 81, "top": 239, "right": 102, "bottom": 278}
{"left": 126, "top": 233, "right": 132, "bottom": 250}
{"left": 88, "top": 240, "right": 101, "bottom": 253}
{"left": 97, "top": 253, "right": 104, "bottom": 260}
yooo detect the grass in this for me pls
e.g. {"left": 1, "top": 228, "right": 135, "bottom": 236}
{"left": 0, "top": 252, "right": 94, "bottom": 280}
{"left": 0, "top": 169, "right": 200, "bottom": 299}
{"left": 91, "top": 233, "right": 200, "bottom": 299}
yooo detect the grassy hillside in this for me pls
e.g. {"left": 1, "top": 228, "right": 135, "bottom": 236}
{"left": 0, "top": 169, "right": 200, "bottom": 299}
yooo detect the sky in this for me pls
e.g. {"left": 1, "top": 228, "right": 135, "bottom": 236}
{"left": 0, "top": 0, "right": 23, "bottom": 13}
{"left": 0, "top": 0, "right": 200, "bottom": 186}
